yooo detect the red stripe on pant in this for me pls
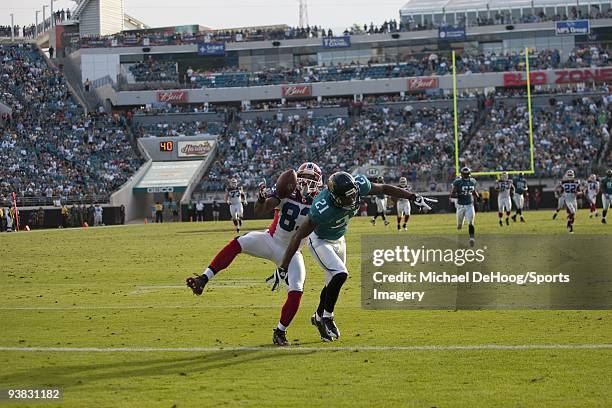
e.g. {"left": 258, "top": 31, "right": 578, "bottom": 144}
{"left": 280, "top": 291, "right": 303, "bottom": 327}
{"left": 209, "top": 238, "right": 242, "bottom": 273}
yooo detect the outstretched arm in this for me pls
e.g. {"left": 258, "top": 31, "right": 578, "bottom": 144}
{"left": 280, "top": 217, "right": 317, "bottom": 269}
{"left": 369, "top": 183, "right": 416, "bottom": 200}
{"left": 253, "top": 182, "right": 280, "bottom": 216}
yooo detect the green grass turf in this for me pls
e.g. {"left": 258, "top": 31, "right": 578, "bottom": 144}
{"left": 1, "top": 209, "right": 611, "bottom": 407}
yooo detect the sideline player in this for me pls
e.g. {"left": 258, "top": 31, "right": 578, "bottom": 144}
{"left": 450, "top": 167, "right": 479, "bottom": 247}
{"left": 496, "top": 172, "right": 514, "bottom": 226}
{"left": 274, "top": 172, "right": 437, "bottom": 342}
{"left": 396, "top": 177, "right": 412, "bottom": 231}
{"left": 370, "top": 176, "right": 389, "bottom": 226}
{"left": 186, "top": 163, "right": 324, "bottom": 346}
{"left": 225, "top": 178, "right": 246, "bottom": 233}
{"left": 586, "top": 174, "right": 600, "bottom": 218}
{"left": 556, "top": 170, "right": 581, "bottom": 233}
{"left": 600, "top": 169, "right": 612, "bottom": 224}
{"left": 511, "top": 172, "right": 528, "bottom": 223}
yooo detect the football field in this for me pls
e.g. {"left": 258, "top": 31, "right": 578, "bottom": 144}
{"left": 1, "top": 210, "right": 611, "bottom": 407}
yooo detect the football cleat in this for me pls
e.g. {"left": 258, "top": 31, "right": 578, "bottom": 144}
{"left": 511, "top": 214, "right": 517, "bottom": 222}
{"left": 384, "top": 220, "right": 390, "bottom": 226}
{"left": 311, "top": 314, "right": 333, "bottom": 342}
{"left": 505, "top": 218, "right": 510, "bottom": 226}
{"left": 322, "top": 317, "right": 340, "bottom": 339}
{"left": 602, "top": 218, "right": 607, "bottom": 224}
{"left": 469, "top": 238, "right": 475, "bottom": 247}
{"left": 272, "top": 329, "right": 290, "bottom": 346}
{"left": 186, "top": 275, "right": 207, "bottom": 296}
{"left": 499, "top": 220, "right": 503, "bottom": 227}
{"left": 370, "top": 219, "right": 376, "bottom": 226}
{"left": 552, "top": 212, "right": 558, "bottom": 220}
{"left": 520, "top": 217, "right": 526, "bottom": 223}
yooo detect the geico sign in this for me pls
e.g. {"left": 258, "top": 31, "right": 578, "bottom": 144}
{"left": 147, "top": 187, "right": 174, "bottom": 193}
{"left": 503, "top": 68, "right": 612, "bottom": 86}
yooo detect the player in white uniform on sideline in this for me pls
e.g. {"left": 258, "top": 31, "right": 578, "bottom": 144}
{"left": 556, "top": 170, "right": 581, "bottom": 233}
{"left": 225, "top": 178, "right": 246, "bottom": 233}
{"left": 396, "top": 177, "right": 412, "bottom": 231}
{"left": 186, "top": 163, "right": 323, "bottom": 347}
{"left": 586, "top": 174, "right": 600, "bottom": 218}
{"left": 496, "top": 172, "right": 514, "bottom": 226}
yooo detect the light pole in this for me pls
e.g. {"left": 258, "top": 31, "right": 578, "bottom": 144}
{"left": 43, "top": 5, "right": 49, "bottom": 32}
{"left": 36, "top": 10, "right": 40, "bottom": 37}
{"left": 10, "top": 13, "right": 14, "bottom": 41}
{"left": 50, "top": 0, "right": 54, "bottom": 28}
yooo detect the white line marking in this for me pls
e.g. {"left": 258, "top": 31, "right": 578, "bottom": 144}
{"left": 0, "top": 305, "right": 279, "bottom": 311}
{"left": 0, "top": 344, "right": 610, "bottom": 353}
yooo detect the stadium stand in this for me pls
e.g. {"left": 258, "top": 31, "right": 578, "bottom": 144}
{"left": 125, "top": 45, "right": 609, "bottom": 90}
{"left": 0, "top": 44, "right": 142, "bottom": 205}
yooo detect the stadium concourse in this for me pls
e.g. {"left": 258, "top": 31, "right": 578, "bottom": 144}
{"left": 121, "top": 45, "right": 610, "bottom": 90}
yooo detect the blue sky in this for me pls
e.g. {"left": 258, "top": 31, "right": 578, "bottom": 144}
{"left": 3, "top": 0, "right": 403, "bottom": 32}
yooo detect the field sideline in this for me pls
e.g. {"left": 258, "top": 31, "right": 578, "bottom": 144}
{"left": 1, "top": 210, "right": 611, "bottom": 407}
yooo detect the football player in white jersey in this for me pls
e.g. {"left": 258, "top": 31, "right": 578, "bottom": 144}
{"left": 225, "top": 178, "right": 246, "bottom": 233}
{"left": 556, "top": 170, "right": 581, "bottom": 233}
{"left": 396, "top": 177, "right": 412, "bottom": 231}
{"left": 586, "top": 174, "right": 600, "bottom": 218}
{"left": 496, "top": 172, "right": 514, "bottom": 226}
{"left": 552, "top": 182, "right": 566, "bottom": 220}
{"left": 186, "top": 162, "right": 323, "bottom": 346}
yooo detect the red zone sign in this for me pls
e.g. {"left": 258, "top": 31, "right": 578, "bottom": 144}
{"left": 156, "top": 90, "right": 189, "bottom": 103}
{"left": 281, "top": 85, "right": 312, "bottom": 98}
{"left": 503, "top": 68, "right": 612, "bottom": 87}
{"left": 407, "top": 77, "right": 439, "bottom": 90}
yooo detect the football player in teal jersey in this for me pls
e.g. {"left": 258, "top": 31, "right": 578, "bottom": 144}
{"left": 451, "top": 167, "right": 479, "bottom": 247}
{"left": 600, "top": 169, "right": 612, "bottom": 224}
{"left": 511, "top": 173, "right": 528, "bottom": 223}
{"left": 272, "top": 171, "right": 437, "bottom": 342}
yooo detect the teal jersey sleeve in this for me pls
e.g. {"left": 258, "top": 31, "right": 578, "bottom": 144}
{"left": 354, "top": 174, "right": 372, "bottom": 196}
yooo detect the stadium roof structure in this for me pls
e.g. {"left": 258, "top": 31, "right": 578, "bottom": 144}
{"left": 400, "top": 0, "right": 607, "bottom": 15}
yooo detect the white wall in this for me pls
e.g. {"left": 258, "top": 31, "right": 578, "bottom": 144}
{"left": 81, "top": 53, "right": 120, "bottom": 84}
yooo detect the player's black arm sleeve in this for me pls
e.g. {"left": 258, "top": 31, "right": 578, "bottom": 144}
{"left": 280, "top": 217, "right": 316, "bottom": 269}
{"left": 254, "top": 197, "right": 280, "bottom": 216}
{"left": 369, "top": 183, "right": 416, "bottom": 200}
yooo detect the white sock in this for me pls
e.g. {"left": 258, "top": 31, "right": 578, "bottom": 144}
{"left": 277, "top": 322, "right": 287, "bottom": 331}
{"left": 204, "top": 268, "right": 215, "bottom": 280}
{"left": 323, "top": 310, "right": 334, "bottom": 319}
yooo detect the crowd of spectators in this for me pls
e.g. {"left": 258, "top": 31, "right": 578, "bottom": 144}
{"left": 459, "top": 94, "right": 611, "bottom": 178}
{"left": 128, "top": 60, "right": 179, "bottom": 83}
{"left": 197, "top": 115, "right": 347, "bottom": 192}
{"left": 0, "top": 43, "right": 142, "bottom": 205}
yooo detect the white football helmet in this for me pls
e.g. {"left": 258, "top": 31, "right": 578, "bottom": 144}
{"left": 565, "top": 170, "right": 575, "bottom": 180}
{"left": 229, "top": 178, "right": 238, "bottom": 188}
{"left": 588, "top": 174, "right": 596, "bottom": 182}
{"left": 399, "top": 177, "right": 408, "bottom": 188}
{"left": 500, "top": 172, "right": 509, "bottom": 181}
{"left": 297, "top": 162, "right": 323, "bottom": 195}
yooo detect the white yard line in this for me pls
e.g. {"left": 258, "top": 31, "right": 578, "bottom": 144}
{"left": 0, "top": 344, "right": 610, "bottom": 353}
{"left": 0, "top": 304, "right": 279, "bottom": 310}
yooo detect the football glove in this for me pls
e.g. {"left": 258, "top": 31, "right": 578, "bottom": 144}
{"left": 257, "top": 180, "right": 267, "bottom": 200}
{"left": 413, "top": 194, "right": 438, "bottom": 211}
{"left": 266, "top": 266, "right": 288, "bottom": 291}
